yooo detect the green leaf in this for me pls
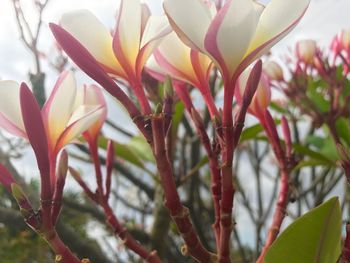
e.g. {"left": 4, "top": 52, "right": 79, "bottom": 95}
{"left": 336, "top": 118, "right": 350, "bottom": 146}
{"left": 306, "top": 79, "right": 329, "bottom": 113}
{"left": 172, "top": 101, "right": 185, "bottom": 138}
{"left": 292, "top": 159, "right": 331, "bottom": 170}
{"left": 240, "top": 123, "right": 264, "bottom": 142}
{"left": 264, "top": 197, "right": 342, "bottom": 263}
{"left": 128, "top": 136, "right": 155, "bottom": 163}
{"left": 240, "top": 120, "right": 281, "bottom": 143}
{"left": 99, "top": 137, "right": 147, "bottom": 170}
{"left": 293, "top": 144, "right": 334, "bottom": 165}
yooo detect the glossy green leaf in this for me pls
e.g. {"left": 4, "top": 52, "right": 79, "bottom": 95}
{"left": 99, "top": 137, "right": 146, "bottom": 170}
{"left": 306, "top": 79, "right": 329, "bottom": 113}
{"left": 240, "top": 123, "right": 264, "bottom": 142}
{"left": 293, "top": 144, "right": 335, "bottom": 165}
{"left": 172, "top": 101, "right": 185, "bottom": 138}
{"left": 336, "top": 118, "right": 350, "bottom": 146}
{"left": 264, "top": 197, "right": 342, "bottom": 263}
{"left": 128, "top": 136, "right": 155, "bottom": 163}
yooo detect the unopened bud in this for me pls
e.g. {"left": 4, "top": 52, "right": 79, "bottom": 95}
{"left": 10, "top": 183, "right": 34, "bottom": 215}
{"left": 164, "top": 75, "right": 174, "bottom": 98}
{"left": 263, "top": 61, "right": 284, "bottom": 81}
{"left": 191, "top": 108, "right": 204, "bottom": 129}
{"left": 235, "top": 61, "right": 270, "bottom": 119}
{"left": 296, "top": 40, "right": 317, "bottom": 65}
{"left": 154, "top": 103, "right": 163, "bottom": 115}
{"left": 11, "top": 183, "right": 28, "bottom": 204}
{"left": 57, "top": 150, "right": 68, "bottom": 180}
{"left": 340, "top": 29, "right": 350, "bottom": 51}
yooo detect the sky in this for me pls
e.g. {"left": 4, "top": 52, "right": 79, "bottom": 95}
{"left": 0, "top": 0, "right": 349, "bottom": 83}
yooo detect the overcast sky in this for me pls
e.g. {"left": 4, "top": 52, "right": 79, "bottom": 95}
{"left": 0, "top": 0, "right": 349, "bottom": 83}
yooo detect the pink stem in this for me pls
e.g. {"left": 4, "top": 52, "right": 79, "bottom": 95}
{"left": 152, "top": 114, "right": 216, "bottom": 262}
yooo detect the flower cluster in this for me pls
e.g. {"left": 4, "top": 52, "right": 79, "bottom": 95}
{"left": 0, "top": 0, "right": 312, "bottom": 262}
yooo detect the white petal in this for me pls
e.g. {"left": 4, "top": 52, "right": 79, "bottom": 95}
{"left": 67, "top": 105, "right": 100, "bottom": 126}
{"left": 114, "top": 0, "right": 141, "bottom": 68}
{"left": 60, "top": 10, "right": 124, "bottom": 75}
{"left": 210, "top": 0, "right": 259, "bottom": 77}
{"left": 136, "top": 15, "right": 171, "bottom": 75}
{"left": 141, "top": 16, "right": 170, "bottom": 48}
{"left": 163, "top": 0, "right": 212, "bottom": 51}
{"left": 245, "top": 0, "right": 310, "bottom": 57}
{"left": 83, "top": 85, "right": 106, "bottom": 107}
{"left": 0, "top": 81, "right": 25, "bottom": 136}
{"left": 43, "top": 71, "right": 77, "bottom": 143}
{"left": 157, "top": 32, "right": 193, "bottom": 77}
{"left": 58, "top": 106, "right": 104, "bottom": 148}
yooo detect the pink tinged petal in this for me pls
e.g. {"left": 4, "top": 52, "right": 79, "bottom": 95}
{"left": 145, "top": 55, "right": 167, "bottom": 81}
{"left": 19, "top": 83, "right": 50, "bottom": 186}
{"left": 141, "top": 4, "right": 151, "bottom": 37}
{"left": 50, "top": 24, "right": 133, "bottom": 105}
{"left": 42, "top": 71, "right": 77, "bottom": 147}
{"left": 296, "top": 40, "right": 317, "bottom": 64}
{"left": 163, "top": 0, "right": 212, "bottom": 51}
{"left": 113, "top": 0, "right": 142, "bottom": 77}
{"left": 238, "top": 0, "right": 310, "bottom": 78}
{"left": 190, "top": 50, "right": 212, "bottom": 85}
{"left": 84, "top": 84, "right": 106, "bottom": 107}
{"left": 236, "top": 67, "right": 271, "bottom": 117}
{"left": 255, "top": 73, "right": 271, "bottom": 110}
{"left": 56, "top": 106, "right": 105, "bottom": 150}
{"left": 0, "top": 81, "right": 26, "bottom": 137}
{"left": 82, "top": 85, "right": 107, "bottom": 141}
{"left": 341, "top": 29, "right": 350, "bottom": 50}
{"left": 0, "top": 164, "right": 16, "bottom": 192}
{"left": 205, "top": 0, "right": 259, "bottom": 80}
{"left": 60, "top": 10, "right": 125, "bottom": 77}
{"left": 136, "top": 16, "right": 172, "bottom": 77}
{"left": 154, "top": 49, "right": 198, "bottom": 86}
{"left": 153, "top": 32, "right": 198, "bottom": 85}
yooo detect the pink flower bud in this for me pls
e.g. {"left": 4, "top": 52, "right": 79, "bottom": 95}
{"left": 340, "top": 29, "right": 350, "bottom": 51}
{"left": 235, "top": 67, "right": 271, "bottom": 119}
{"left": 296, "top": 40, "right": 317, "bottom": 65}
{"left": 263, "top": 61, "right": 284, "bottom": 81}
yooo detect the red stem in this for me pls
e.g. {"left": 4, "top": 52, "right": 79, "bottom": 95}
{"left": 152, "top": 114, "right": 216, "bottom": 262}
{"left": 89, "top": 141, "right": 104, "bottom": 198}
{"left": 199, "top": 82, "right": 219, "bottom": 119}
{"left": 257, "top": 113, "right": 289, "bottom": 262}
{"left": 88, "top": 141, "right": 161, "bottom": 262}
{"left": 191, "top": 109, "right": 221, "bottom": 250}
{"left": 132, "top": 80, "right": 152, "bottom": 116}
{"left": 51, "top": 175, "right": 66, "bottom": 225}
{"left": 218, "top": 78, "right": 235, "bottom": 263}
{"left": 341, "top": 223, "right": 350, "bottom": 262}
{"left": 44, "top": 229, "right": 81, "bottom": 263}
{"left": 257, "top": 168, "right": 289, "bottom": 263}
{"left": 41, "top": 154, "right": 57, "bottom": 231}
{"left": 100, "top": 199, "right": 162, "bottom": 263}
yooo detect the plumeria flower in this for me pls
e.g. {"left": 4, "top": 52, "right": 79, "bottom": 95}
{"left": 57, "top": 0, "right": 171, "bottom": 114}
{"left": 296, "top": 40, "right": 317, "bottom": 65}
{"left": 164, "top": 0, "right": 310, "bottom": 84}
{"left": 0, "top": 71, "right": 105, "bottom": 159}
{"left": 147, "top": 32, "right": 218, "bottom": 118}
{"left": 80, "top": 84, "right": 107, "bottom": 143}
{"left": 235, "top": 66, "right": 271, "bottom": 119}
